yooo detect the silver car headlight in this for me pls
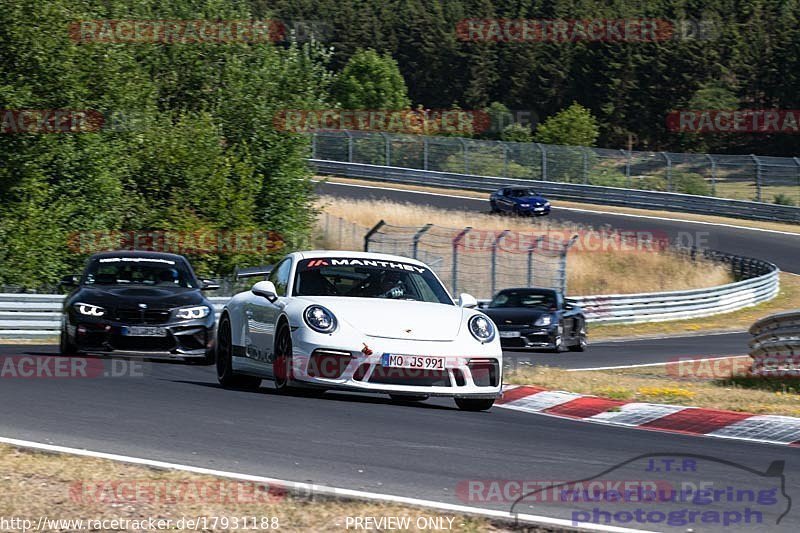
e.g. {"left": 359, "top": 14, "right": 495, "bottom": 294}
{"left": 534, "top": 314, "right": 553, "bottom": 326}
{"left": 304, "top": 305, "right": 337, "bottom": 333}
{"left": 74, "top": 302, "right": 105, "bottom": 317}
{"left": 468, "top": 314, "right": 495, "bottom": 343}
{"left": 175, "top": 305, "right": 212, "bottom": 320}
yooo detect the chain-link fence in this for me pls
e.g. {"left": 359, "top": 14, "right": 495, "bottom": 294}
{"left": 311, "top": 131, "right": 800, "bottom": 206}
{"left": 363, "top": 222, "right": 576, "bottom": 300}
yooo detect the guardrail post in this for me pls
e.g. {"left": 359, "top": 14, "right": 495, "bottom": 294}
{"left": 345, "top": 130, "right": 353, "bottom": 163}
{"left": 423, "top": 137, "right": 429, "bottom": 170}
{"left": 412, "top": 224, "right": 433, "bottom": 259}
{"left": 706, "top": 154, "right": 717, "bottom": 196}
{"left": 752, "top": 154, "right": 762, "bottom": 202}
{"left": 451, "top": 227, "right": 472, "bottom": 294}
{"left": 458, "top": 138, "right": 469, "bottom": 174}
{"left": 491, "top": 230, "right": 510, "bottom": 295}
{"left": 382, "top": 132, "right": 391, "bottom": 166}
{"left": 311, "top": 132, "right": 317, "bottom": 159}
{"left": 661, "top": 152, "right": 672, "bottom": 192}
{"left": 537, "top": 143, "right": 547, "bottom": 180}
{"left": 363, "top": 220, "right": 386, "bottom": 252}
{"left": 503, "top": 142, "right": 509, "bottom": 176}
{"left": 621, "top": 149, "right": 632, "bottom": 187}
{"left": 582, "top": 147, "right": 589, "bottom": 184}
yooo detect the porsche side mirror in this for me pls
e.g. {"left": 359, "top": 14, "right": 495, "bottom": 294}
{"left": 458, "top": 293, "right": 478, "bottom": 308}
{"left": 201, "top": 279, "right": 220, "bottom": 291}
{"left": 59, "top": 274, "right": 79, "bottom": 289}
{"left": 252, "top": 280, "right": 278, "bottom": 302}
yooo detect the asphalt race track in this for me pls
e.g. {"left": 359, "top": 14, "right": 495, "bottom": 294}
{"left": 1, "top": 181, "right": 798, "bottom": 532}
{"left": 0, "top": 346, "right": 798, "bottom": 532}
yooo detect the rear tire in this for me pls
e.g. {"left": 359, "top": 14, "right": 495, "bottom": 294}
{"left": 455, "top": 398, "right": 495, "bottom": 411}
{"left": 569, "top": 327, "right": 588, "bottom": 352}
{"left": 216, "top": 315, "right": 261, "bottom": 390}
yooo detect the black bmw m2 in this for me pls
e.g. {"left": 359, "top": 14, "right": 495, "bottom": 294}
{"left": 59, "top": 251, "right": 219, "bottom": 363}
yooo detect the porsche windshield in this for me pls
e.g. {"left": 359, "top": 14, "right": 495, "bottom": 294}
{"left": 294, "top": 258, "right": 452, "bottom": 304}
{"left": 489, "top": 290, "right": 556, "bottom": 309}
{"left": 83, "top": 257, "right": 197, "bottom": 288}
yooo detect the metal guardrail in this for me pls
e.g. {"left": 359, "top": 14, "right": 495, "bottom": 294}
{"left": 0, "top": 252, "right": 779, "bottom": 338}
{"left": 0, "top": 296, "right": 230, "bottom": 340}
{"left": 310, "top": 159, "right": 800, "bottom": 223}
{"left": 749, "top": 310, "right": 800, "bottom": 375}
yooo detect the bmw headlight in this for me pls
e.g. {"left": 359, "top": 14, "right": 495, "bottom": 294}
{"left": 175, "top": 305, "right": 211, "bottom": 320}
{"left": 534, "top": 315, "right": 553, "bottom": 326}
{"left": 468, "top": 314, "right": 495, "bottom": 343}
{"left": 544, "top": 201, "right": 551, "bottom": 206}
{"left": 304, "top": 305, "right": 337, "bottom": 333}
{"left": 74, "top": 302, "right": 105, "bottom": 317}
{"left": 520, "top": 203, "right": 530, "bottom": 207}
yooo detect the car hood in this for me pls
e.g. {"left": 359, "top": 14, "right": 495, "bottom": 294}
{"left": 298, "top": 298, "right": 464, "bottom": 341}
{"left": 516, "top": 196, "right": 548, "bottom": 204}
{"left": 71, "top": 286, "right": 205, "bottom": 309}
{"left": 483, "top": 307, "right": 549, "bottom": 326}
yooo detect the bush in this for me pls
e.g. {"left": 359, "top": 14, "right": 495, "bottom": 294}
{"left": 588, "top": 168, "right": 629, "bottom": 188}
{"left": 672, "top": 172, "right": 712, "bottom": 196}
{"left": 774, "top": 193, "right": 797, "bottom": 206}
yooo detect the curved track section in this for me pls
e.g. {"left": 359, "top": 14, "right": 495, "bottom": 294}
{"left": 0, "top": 347, "right": 798, "bottom": 532}
{"left": 316, "top": 181, "right": 800, "bottom": 274}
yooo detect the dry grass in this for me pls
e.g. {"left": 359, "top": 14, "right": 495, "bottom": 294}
{"left": 506, "top": 360, "right": 800, "bottom": 417}
{"left": 0, "top": 444, "right": 529, "bottom": 532}
{"left": 591, "top": 272, "right": 800, "bottom": 340}
{"left": 316, "top": 196, "right": 733, "bottom": 296}
{"left": 316, "top": 176, "right": 800, "bottom": 234}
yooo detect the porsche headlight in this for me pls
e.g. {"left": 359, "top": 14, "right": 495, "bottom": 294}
{"left": 468, "top": 314, "right": 495, "bottom": 343}
{"left": 175, "top": 306, "right": 211, "bottom": 320}
{"left": 303, "top": 305, "right": 337, "bottom": 333}
{"left": 534, "top": 315, "right": 553, "bottom": 326}
{"left": 74, "top": 302, "right": 105, "bottom": 317}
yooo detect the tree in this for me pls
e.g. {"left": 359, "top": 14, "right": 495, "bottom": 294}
{"left": 332, "top": 49, "right": 410, "bottom": 109}
{"left": 534, "top": 103, "right": 600, "bottom": 146}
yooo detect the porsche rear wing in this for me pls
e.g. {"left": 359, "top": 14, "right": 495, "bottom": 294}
{"left": 234, "top": 265, "right": 273, "bottom": 280}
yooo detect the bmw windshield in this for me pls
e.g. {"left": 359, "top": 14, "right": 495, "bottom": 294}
{"left": 293, "top": 258, "right": 452, "bottom": 304}
{"left": 83, "top": 257, "right": 197, "bottom": 288}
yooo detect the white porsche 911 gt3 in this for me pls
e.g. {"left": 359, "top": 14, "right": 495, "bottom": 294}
{"left": 216, "top": 251, "right": 502, "bottom": 411}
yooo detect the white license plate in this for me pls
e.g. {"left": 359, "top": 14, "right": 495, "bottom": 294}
{"left": 534, "top": 207, "right": 545, "bottom": 211}
{"left": 122, "top": 326, "right": 167, "bottom": 337}
{"left": 381, "top": 353, "right": 446, "bottom": 370}
{"left": 499, "top": 331, "right": 521, "bottom": 338}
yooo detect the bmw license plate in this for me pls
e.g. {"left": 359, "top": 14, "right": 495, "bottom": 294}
{"left": 381, "top": 353, "right": 445, "bottom": 370}
{"left": 499, "top": 331, "right": 521, "bottom": 338}
{"left": 121, "top": 326, "right": 167, "bottom": 337}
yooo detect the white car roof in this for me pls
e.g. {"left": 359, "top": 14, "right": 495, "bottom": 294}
{"left": 290, "top": 250, "right": 427, "bottom": 267}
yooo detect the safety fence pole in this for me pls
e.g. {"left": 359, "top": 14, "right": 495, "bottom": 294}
{"left": 490, "top": 230, "right": 510, "bottom": 296}
{"left": 451, "top": 227, "right": 472, "bottom": 294}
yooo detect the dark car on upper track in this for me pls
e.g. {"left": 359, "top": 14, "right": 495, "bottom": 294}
{"left": 482, "top": 288, "right": 586, "bottom": 352}
{"left": 59, "top": 251, "right": 219, "bottom": 363}
{"left": 490, "top": 186, "right": 551, "bottom": 216}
